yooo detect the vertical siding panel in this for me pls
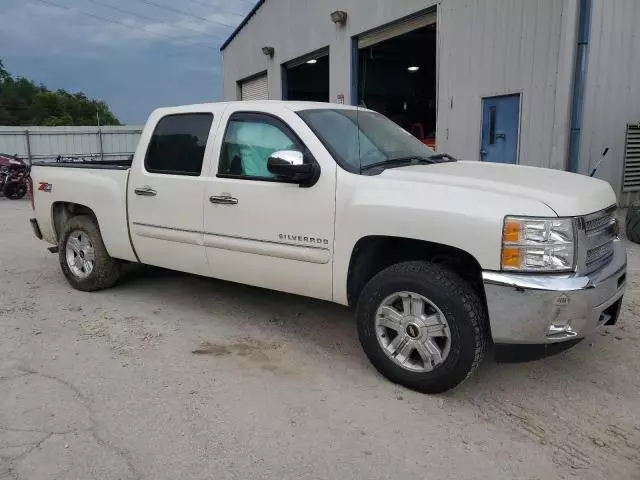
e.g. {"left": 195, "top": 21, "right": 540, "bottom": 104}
{"left": 516, "top": 0, "right": 538, "bottom": 167}
{"left": 540, "top": 3, "right": 563, "bottom": 169}
{"left": 529, "top": 0, "right": 553, "bottom": 167}
{"left": 581, "top": 0, "right": 640, "bottom": 204}
{"left": 437, "top": 0, "right": 564, "bottom": 165}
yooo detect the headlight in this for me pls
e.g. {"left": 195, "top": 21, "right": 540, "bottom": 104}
{"left": 501, "top": 217, "right": 576, "bottom": 272}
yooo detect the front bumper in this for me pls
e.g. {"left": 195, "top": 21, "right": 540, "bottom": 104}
{"left": 483, "top": 238, "right": 626, "bottom": 344}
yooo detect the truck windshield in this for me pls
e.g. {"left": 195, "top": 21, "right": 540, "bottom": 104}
{"left": 298, "top": 108, "right": 448, "bottom": 173}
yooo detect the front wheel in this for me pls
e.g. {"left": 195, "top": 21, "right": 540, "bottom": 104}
{"left": 356, "top": 261, "right": 488, "bottom": 394}
{"left": 59, "top": 215, "right": 122, "bottom": 291}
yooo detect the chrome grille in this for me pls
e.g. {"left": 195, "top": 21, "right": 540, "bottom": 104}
{"left": 585, "top": 212, "right": 614, "bottom": 232}
{"left": 583, "top": 207, "right": 616, "bottom": 270}
{"left": 586, "top": 242, "right": 614, "bottom": 265}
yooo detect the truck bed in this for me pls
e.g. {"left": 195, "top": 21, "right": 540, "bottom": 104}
{"left": 30, "top": 162, "right": 137, "bottom": 262}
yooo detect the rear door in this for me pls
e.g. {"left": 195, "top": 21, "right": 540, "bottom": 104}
{"left": 127, "top": 107, "right": 224, "bottom": 276}
{"left": 202, "top": 105, "right": 337, "bottom": 300}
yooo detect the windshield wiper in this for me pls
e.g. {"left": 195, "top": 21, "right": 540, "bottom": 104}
{"left": 360, "top": 156, "right": 435, "bottom": 173}
{"left": 427, "top": 153, "right": 457, "bottom": 161}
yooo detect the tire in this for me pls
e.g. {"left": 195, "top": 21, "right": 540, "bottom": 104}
{"left": 58, "top": 215, "right": 122, "bottom": 291}
{"left": 625, "top": 202, "right": 640, "bottom": 244}
{"left": 3, "top": 181, "right": 27, "bottom": 200}
{"left": 356, "top": 261, "right": 488, "bottom": 394}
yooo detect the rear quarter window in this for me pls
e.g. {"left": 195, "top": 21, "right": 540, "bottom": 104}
{"left": 145, "top": 113, "right": 213, "bottom": 176}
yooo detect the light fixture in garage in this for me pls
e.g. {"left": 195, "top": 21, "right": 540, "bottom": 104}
{"left": 408, "top": 66, "right": 420, "bottom": 72}
{"left": 306, "top": 59, "right": 317, "bottom": 64}
{"left": 330, "top": 10, "right": 347, "bottom": 25}
{"left": 262, "top": 46, "right": 275, "bottom": 57}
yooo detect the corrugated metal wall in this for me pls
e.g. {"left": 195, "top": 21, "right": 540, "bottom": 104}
{"left": 579, "top": 0, "right": 640, "bottom": 205}
{"left": 0, "top": 125, "right": 143, "bottom": 163}
{"left": 437, "top": 0, "right": 575, "bottom": 169}
{"left": 222, "top": 0, "right": 578, "bottom": 172}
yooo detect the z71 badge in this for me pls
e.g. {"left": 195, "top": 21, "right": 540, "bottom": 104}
{"left": 38, "top": 182, "right": 52, "bottom": 192}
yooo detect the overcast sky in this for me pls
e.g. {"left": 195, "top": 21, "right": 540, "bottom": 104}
{"left": 1, "top": 0, "right": 256, "bottom": 124}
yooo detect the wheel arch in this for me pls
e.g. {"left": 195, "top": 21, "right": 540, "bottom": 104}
{"left": 51, "top": 202, "right": 100, "bottom": 243}
{"left": 346, "top": 236, "right": 486, "bottom": 308}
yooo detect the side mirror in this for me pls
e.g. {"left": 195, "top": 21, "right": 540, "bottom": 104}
{"left": 267, "top": 150, "right": 315, "bottom": 183}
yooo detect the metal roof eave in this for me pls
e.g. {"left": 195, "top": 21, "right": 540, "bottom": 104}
{"left": 220, "top": 0, "right": 267, "bottom": 51}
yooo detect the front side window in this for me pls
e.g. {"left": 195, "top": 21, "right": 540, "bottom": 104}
{"left": 218, "top": 113, "right": 299, "bottom": 180}
{"left": 298, "top": 108, "right": 439, "bottom": 173}
{"left": 145, "top": 113, "right": 213, "bottom": 176}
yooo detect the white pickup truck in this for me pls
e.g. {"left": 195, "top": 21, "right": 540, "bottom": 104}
{"left": 29, "top": 101, "right": 626, "bottom": 393}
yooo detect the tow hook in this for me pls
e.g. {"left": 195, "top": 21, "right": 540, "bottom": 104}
{"left": 47, "top": 246, "right": 59, "bottom": 254}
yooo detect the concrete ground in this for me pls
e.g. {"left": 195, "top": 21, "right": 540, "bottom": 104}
{"left": 1, "top": 198, "right": 639, "bottom": 480}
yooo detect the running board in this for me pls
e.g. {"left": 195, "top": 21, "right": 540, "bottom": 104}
{"left": 47, "top": 246, "right": 59, "bottom": 254}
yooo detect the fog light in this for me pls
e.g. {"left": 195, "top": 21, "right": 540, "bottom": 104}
{"left": 547, "top": 321, "right": 577, "bottom": 337}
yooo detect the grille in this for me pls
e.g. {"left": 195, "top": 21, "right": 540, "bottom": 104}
{"left": 583, "top": 208, "right": 616, "bottom": 270}
{"left": 586, "top": 242, "right": 614, "bottom": 265}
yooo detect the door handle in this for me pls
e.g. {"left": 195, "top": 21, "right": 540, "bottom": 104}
{"left": 480, "top": 148, "right": 488, "bottom": 156}
{"left": 134, "top": 186, "right": 157, "bottom": 197}
{"left": 209, "top": 195, "right": 238, "bottom": 205}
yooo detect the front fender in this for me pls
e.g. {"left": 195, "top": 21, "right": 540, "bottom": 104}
{"left": 331, "top": 171, "right": 556, "bottom": 304}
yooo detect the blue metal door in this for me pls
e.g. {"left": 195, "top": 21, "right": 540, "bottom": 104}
{"left": 480, "top": 94, "right": 520, "bottom": 164}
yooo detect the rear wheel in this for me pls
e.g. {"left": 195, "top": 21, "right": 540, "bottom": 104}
{"left": 356, "top": 261, "right": 488, "bottom": 394}
{"left": 59, "top": 215, "right": 121, "bottom": 291}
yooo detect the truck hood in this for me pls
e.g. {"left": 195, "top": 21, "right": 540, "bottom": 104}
{"left": 380, "top": 161, "right": 616, "bottom": 216}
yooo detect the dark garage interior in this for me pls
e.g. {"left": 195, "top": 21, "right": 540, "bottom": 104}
{"left": 284, "top": 54, "right": 329, "bottom": 102}
{"left": 358, "top": 24, "right": 437, "bottom": 147}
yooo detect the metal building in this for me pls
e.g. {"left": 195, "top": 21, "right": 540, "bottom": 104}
{"left": 220, "top": 0, "right": 640, "bottom": 204}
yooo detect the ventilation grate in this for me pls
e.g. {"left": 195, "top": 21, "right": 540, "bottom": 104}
{"left": 623, "top": 123, "right": 640, "bottom": 192}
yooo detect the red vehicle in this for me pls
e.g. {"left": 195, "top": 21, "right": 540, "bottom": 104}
{"left": 0, "top": 153, "right": 25, "bottom": 170}
{"left": 410, "top": 124, "right": 437, "bottom": 150}
{"left": 0, "top": 154, "right": 28, "bottom": 199}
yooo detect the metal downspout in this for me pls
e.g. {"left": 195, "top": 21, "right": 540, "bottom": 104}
{"left": 567, "top": 0, "right": 592, "bottom": 173}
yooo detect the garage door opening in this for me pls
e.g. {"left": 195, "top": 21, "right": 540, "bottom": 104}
{"left": 283, "top": 51, "right": 329, "bottom": 102}
{"left": 356, "top": 15, "right": 437, "bottom": 148}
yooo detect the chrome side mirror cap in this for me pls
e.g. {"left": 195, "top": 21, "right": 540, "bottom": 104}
{"left": 266, "top": 150, "right": 316, "bottom": 184}
{"left": 268, "top": 150, "right": 304, "bottom": 167}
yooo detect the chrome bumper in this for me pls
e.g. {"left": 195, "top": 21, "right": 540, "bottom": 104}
{"left": 483, "top": 239, "right": 626, "bottom": 344}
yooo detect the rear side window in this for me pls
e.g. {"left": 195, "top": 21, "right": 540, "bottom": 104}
{"left": 145, "top": 113, "right": 213, "bottom": 176}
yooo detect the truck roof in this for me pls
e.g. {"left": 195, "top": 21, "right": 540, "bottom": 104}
{"left": 150, "top": 101, "right": 363, "bottom": 116}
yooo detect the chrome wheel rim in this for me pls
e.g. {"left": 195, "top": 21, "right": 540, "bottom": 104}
{"left": 65, "top": 230, "right": 95, "bottom": 279}
{"left": 375, "top": 291, "right": 452, "bottom": 372}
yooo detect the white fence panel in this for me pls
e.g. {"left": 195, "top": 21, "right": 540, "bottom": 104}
{"left": 0, "top": 125, "right": 143, "bottom": 163}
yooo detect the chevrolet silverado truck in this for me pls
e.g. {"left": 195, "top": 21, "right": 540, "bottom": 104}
{"left": 29, "top": 101, "right": 626, "bottom": 393}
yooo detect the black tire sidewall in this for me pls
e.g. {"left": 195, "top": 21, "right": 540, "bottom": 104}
{"left": 357, "top": 262, "right": 485, "bottom": 393}
{"left": 12, "top": 184, "right": 26, "bottom": 199}
{"left": 58, "top": 216, "right": 120, "bottom": 291}
{"left": 626, "top": 203, "right": 640, "bottom": 244}
{"left": 3, "top": 182, "right": 19, "bottom": 199}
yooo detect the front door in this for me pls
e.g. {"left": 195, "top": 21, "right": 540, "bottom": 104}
{"left": 480, "top": 94, "right": 520, "bottom": 164}
{"left": 127, "top": 110, "right": 222, "bottom": 276}
{"left": 203, "top": 108, "right": 336, "bottom": 301}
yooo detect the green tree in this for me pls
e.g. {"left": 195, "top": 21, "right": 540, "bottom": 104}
{"left": 0, "top": 59, "right": 120, "bottom": 126}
